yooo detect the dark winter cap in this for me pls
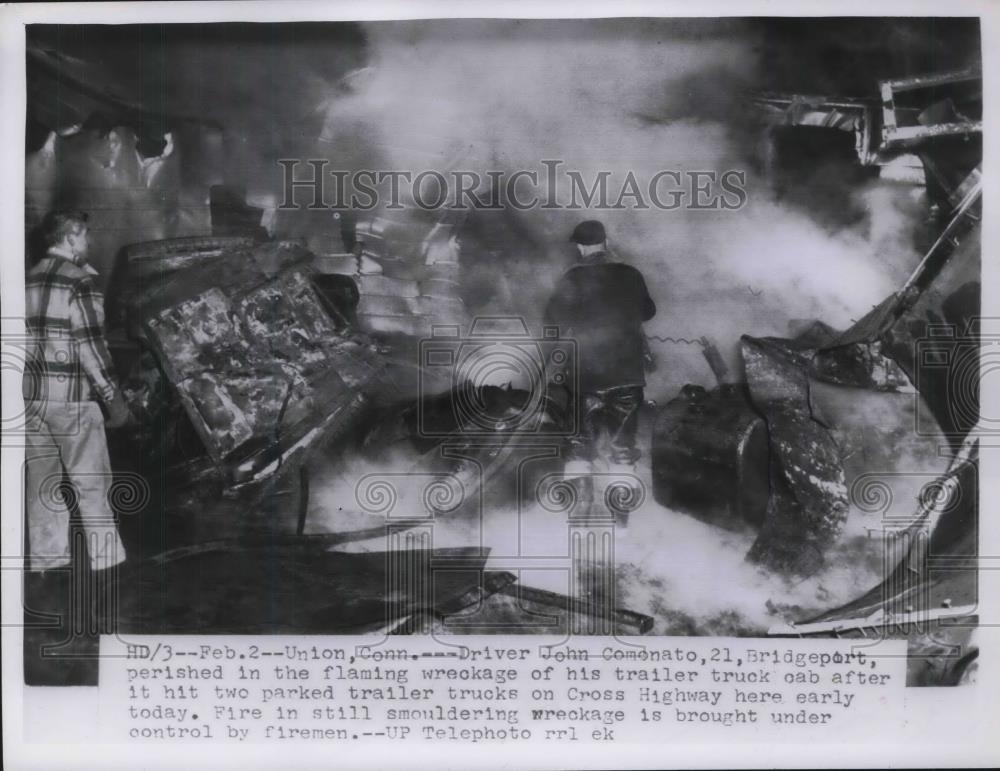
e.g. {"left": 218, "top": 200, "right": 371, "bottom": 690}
{"left": 569, "top": 219, "right": 606, "bottom": 245}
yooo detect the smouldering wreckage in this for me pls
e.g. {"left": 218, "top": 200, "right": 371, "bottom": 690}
{"left": 103, "top": 218, "right": 602, "bottom": 634}
{"left": 655, "top": 66, "right": 981, "bottom": 682}
{"left": 99, "top": 67, "right": 980, "bottom": 681}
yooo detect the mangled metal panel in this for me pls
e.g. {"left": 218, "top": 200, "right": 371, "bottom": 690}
{"left": 813, "top": 172, "right": 981, "bottom": 434}
{"left": 735, "top": 184, "right": 979, "bottom": 574}
{"left": 740, "top": 336, "right": 849, "bottom": 576}
{"left": 750, "top": 92, "right": 876, "bottom": 165}
{"left": 879, "top": 67, "right": 982, "bottom": 151}
{"left": 651, "top": 331, "right": 850, "bottom": 576}
{"left": 125, "top": 236, "right": 254, "bottom": 279}
{"left": 770, "top": 436, "right": 978, "bottom": 643}
{"left": 751, "top": 67, "right": 982, "bottom": 170}
{"left": 135, "top": 239, "right": 385, "bottom": 478}
{"left": 114, "top": 236, "right": 257, "bottom": 334}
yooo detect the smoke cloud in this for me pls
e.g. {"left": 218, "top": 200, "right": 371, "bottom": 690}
{"left": 305, "top": 19, "right": 950, "bottom": 631}
{"left": 319, "top": 19, "right": 925, "bottom": 402}
{"left": 29, "top": 19, "right": 959, "bottom": 631}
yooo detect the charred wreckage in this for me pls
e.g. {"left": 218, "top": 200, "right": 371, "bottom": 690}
{"left": 24, "top": 45, "right": 981, "bottom": 686}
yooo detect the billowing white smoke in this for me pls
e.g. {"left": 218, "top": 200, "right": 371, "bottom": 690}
{"left": 312, "top": 19, "right": 937, "bottom": 631}
{"left": 323, "top": 19, "right": 925, "bottom": 401}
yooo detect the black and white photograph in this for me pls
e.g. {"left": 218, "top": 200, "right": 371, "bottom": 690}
{"left": 2, "top": 2, "right": 997, "bottom": 768}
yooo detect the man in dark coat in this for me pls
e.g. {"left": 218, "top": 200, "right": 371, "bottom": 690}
{"left": 544, "top": 220, "right": 656, "bottom": 493}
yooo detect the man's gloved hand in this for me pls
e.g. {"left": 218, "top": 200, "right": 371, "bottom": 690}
{"left": 105, "top": 392, "right": 133, "bottom": 429}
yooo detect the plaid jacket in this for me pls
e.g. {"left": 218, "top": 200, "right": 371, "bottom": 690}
{"left": 23, "top": 250, "right": 120, "bottom": 405}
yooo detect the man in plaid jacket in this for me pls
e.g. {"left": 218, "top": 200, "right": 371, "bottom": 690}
{"left": 23, "top": 210, "right": 131, "bottom": 573}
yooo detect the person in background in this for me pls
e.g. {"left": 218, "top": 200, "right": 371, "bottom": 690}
{"left": 544, "top": 219, "right": 657, "bottom": 522}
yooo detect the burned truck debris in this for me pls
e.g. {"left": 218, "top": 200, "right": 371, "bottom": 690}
{"left": 108, "top": 237, "right": 395, "bottom": 537}
{"left": 17, "top": 15, "right": 986, "bottom": 702}
{"left": 108, "top": 64, "right": 983, "bottom": 637}
{"left": 652, "top": 383, "right": 770, "bottom": 532}
{"left": 652, "top": 65, "right": 982, "bottom": 642}
{"left": 653, "top": 332, "right": 851, "bottom": 577}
